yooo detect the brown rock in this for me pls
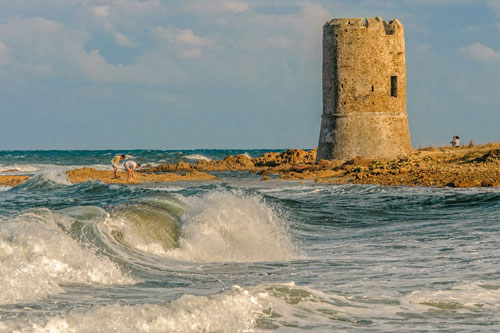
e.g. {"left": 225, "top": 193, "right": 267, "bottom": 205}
{"left": 176, "top": 161, "right": 192, "bottom": 171}
{"left": 481, "top": 179, "right": 499, "bottom": 187}
{"left": 66, "top": 167, "right": 216, "bottom": 184}
{"left": 0, "top": 175, "right": 29, "bottom": 187}
{"left": 399, "top": 167, "right": 409, "bottom": 174}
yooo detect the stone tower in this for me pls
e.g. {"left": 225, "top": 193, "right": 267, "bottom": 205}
{"left": 316, "top": 17, "right": 412, "bottom": 161}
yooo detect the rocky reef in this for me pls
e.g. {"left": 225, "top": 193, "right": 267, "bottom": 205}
{"left": 0, "top": 175, "right": 29, "bottom": 187}
{"left": 141, "top": 143, "right": 500, "bottom": 188}
{"left": 65, "top": 167, "right": 217, "bottom": 184}
{"left": 1, "top": 144, "right": 499, "bottom": 188}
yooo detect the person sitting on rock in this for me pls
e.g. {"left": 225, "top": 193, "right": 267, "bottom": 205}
{"left": 123, "top": 160, "right": 141, "bottom": 182}
{"left": 451, "top": 136, "right": 460, "bottom": 148}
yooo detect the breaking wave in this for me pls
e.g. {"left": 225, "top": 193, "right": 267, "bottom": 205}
{"left": 184, "top": 154, "right": 212, "bottom": 161}
{"left": 0, "top": 208, "right": 135, "bottom": 305}
{"left": 99, "top": 190, "right": 300, "bottom": 263}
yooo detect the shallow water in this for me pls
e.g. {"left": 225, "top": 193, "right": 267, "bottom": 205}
{"left": 1, "top": 150, "right": 500, "bottom": 332}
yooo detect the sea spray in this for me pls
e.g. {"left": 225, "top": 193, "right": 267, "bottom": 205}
{"left": 14, "top": 168, "right": 72, "bottom": 190}
{"left": 0, "top": 208, "right": 135, "bottom": 305}
{"left": 167, "top": 189, "right": 300, "bottom": 262}
{"left": 3, "top": 285, "right": 263, "bottom": 332}
{"left": 97, "top": 190, "right": 300, "bottom": 262}
{"left": 184, "top": 154, "right": 212, "bottom": 161}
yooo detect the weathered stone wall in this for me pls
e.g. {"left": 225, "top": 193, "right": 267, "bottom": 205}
{"left": 317, "top": 17, "right": 412, "bottom": 161}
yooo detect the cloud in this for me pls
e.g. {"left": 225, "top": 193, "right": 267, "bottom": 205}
{"left": 187, "top": 0, "right": 248, "bottom": 14}
{"left": 93, "top": 5, "right": 110, "bottom": 18}
{"left": 460, "top": 42, "right": 500, "bottom": 62}
{"left": 487, "top": 0, "right": 500, "bottom": 14}
{"left": 461, "top": 25, "right": 480, "bottom": 32}
{"left": 404, "top": 0, "right": 469, "bottom": 5}
{"left": 222, "top": 1, "right": 248, "bottom": 12}
{"left": 255, "top": 4, "right": 303, "bottom": 15}
{"left": 91, "top": 4, "right": 135, "bottom": 47}
{"left": 153, "top": 26, "right": 208, "bottom": 47}
{"left": 0, "top": 42, "right": 9, "bottom": 66}
{"left": 0, "top": 17, "right": 181, "bottom": 83}
{"left": 0, "top": 17, "right": 87, "bottom": 75}
{"left": 152, "top": 26, "right": 212, "bottom": 59}
{"left": 180, "top": 48, "right": 202, "bottom": 59}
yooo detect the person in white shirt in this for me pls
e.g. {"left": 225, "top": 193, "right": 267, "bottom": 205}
{"left": 123, "top": 160, "right": 141, "bottom": 181}
{"left": 450, "top": 135, "right": 460, "bottom": 148}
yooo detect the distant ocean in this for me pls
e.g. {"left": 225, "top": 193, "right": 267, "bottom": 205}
{"left": 1, "top": 150, "right": 500, "bottom": 332}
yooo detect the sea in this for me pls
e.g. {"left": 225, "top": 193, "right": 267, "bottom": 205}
{"left": 1, "top": 149, "right": 500, "bottom": 332}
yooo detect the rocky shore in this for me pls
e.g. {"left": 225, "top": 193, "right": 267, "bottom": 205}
{"left": 66, "top": 167, "right": 217, "bottom": 184}
{"left": 140, "top": 143, "right": 500, "bottom": 188}
{"left": 1, "top": 143, "right": 499, "bottom": 188}
{"left": 0, "top": 175, "right": 30, "bottom": 187}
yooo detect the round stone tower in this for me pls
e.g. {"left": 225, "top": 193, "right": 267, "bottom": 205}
{"left": 316, "top": 17, "right": 412, "bottom": 161}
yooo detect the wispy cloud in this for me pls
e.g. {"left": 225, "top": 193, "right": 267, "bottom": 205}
{"left": 461, "top": 25, "right": 480, "bottom": 32}
{"left": 153, "top": 26, "right": 210, "bottom": 47}
{"left": 187, "top": 0, "right": 248, "bottom": 14}
{"left": 404, "top": 0, "right": 470, "bottom": 5}
{"left": 0, "top": 41, "right": 9, "bottom": 66}
{"left": 152, "top": 26, "right": 212, "bottom": 59}
{"left": 91, "top": 4, "right": 135, "bottom": 47}
{"left": 487, "top": 0, "right": 500, "bottom": 14}
{"left": 460, "top": 42, "right": 500, "bottom": 62}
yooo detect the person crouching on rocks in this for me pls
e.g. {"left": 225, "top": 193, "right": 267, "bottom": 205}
{"left": 451, "top": 136, "right": 460, "bottom": 148}
{"left": 111, "top": 154, "right": 126, "bottom": 178}
{"left": 123, "top": 160, "right": 141, "bottom": 182}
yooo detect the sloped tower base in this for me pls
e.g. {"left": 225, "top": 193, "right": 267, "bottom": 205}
{"left": 317, "top": 112, "right": 411, "bottom": 160}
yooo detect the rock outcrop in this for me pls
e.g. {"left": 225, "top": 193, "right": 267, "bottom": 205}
{"left": 2, "top": 144, "right": 499, "bottom": 188}
{"left": 142, "top": 144, "right": 500, "bottom": 188}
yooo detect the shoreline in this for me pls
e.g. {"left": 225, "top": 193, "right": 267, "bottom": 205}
{"left": 1, "top": 143, "right": 499, "bottom": 188}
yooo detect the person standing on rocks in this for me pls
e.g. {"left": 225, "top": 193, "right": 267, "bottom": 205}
{"left": 451, "top": 136, "right": 460, "bottom": 148}
{"left": 111, "top": 154, "right": 126, "bottom": 178}
{"left": 123, "top": 160, "right": 141, "bottom": 182}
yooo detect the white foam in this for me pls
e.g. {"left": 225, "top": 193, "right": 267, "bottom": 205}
{"left": 84, "top": 163, "right": 112, "bottom": 171}
{"left": 404, "top": 281, "right": 500, "bottom": 310}
{"left": 165, "top": 190, "right": 300, "bottom": 262}
{"left": 144, "top": 186, "right": 187, "bottom": 192}
{"left": 40, "top": 167, "right": 72, "bottom": 185}
{"left": 0, "top": 186, "right": 10, "bottom": 192}
{"left": 142, "top": 162, "right": 162, "bottom": 168}
{"left": 5, "top": 280, "right": 499, "bottom": 331}
{"left": 0, "top": 164, "right": 39, "bottom": 174}
{"left": 184, "top": 154, "right": 212, "bottom": 161}
{"left": 0, "top": 209, "right": 135, "bottom": 305}
{"left": 5, "top": 285, "right": 261, "bottom": 332}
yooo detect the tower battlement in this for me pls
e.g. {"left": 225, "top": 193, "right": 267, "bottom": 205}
{"left": 316, "top": 17, "right": 412, "bottom": 161}
{"left": 325, "top": 17, "right": 403, "bottom": 35}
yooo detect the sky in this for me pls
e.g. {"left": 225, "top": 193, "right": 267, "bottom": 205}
{"left": 0, "top": 0, "right": 499, "bottom": 150}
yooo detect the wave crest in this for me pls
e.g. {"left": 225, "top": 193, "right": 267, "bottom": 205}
{"left": 0, "top": 208, "right": 135, "bottom": 305}
{"left": 169, "top": 190, "right": 300, "bottom": 262}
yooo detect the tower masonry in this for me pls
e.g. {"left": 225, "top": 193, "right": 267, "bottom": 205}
{"left": 316, "top": 17, "right": 412, "bottom": 161}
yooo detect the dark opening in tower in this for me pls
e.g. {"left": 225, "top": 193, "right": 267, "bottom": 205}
{"left": 391, "top": 76, "right": 398, "bottom": 97}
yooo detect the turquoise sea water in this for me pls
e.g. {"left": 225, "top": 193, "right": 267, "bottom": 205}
{"left": 1, "top": 150, "right": 500, "bottom": 332}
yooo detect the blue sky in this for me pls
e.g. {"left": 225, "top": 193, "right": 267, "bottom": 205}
{"left": 0, "top": 0, "right": 499, "bottom": 150}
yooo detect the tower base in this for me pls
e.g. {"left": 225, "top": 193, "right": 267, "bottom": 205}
{"left": 316, "top": 112, "right": 411, "bottom": 161}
